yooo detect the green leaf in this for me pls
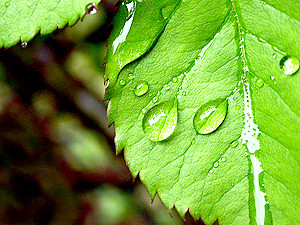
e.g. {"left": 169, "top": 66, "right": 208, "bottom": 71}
{"left": 0, "top": 0, "right": 101, "bottom": 48}
{"left": 106, "top": 0, "right": 300, "bottom": 224}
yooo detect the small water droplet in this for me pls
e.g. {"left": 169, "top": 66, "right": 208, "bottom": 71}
{"left": 256, "top": 78, "right": 264, "bottom": 88}
{"left": 221, "top": 157, "right": 226, "bottom": 162}
{"left": 191, "top": 139, "right": 196, "bottom": 144}
{"left": 21, "top": 42, "right": 28, "bottom": 48}
{"left": 5, "top": 2, "right": 10, "bottom": 7}
{"left": 236, "top": 105, "right": 241, "bottom": 110}
{"left": 86, "top": 3, "right": 97, "bottom": 14}
{"left": 172, "top": 77, "right": 178, "bottom": 83}
{"left": 279, "top": 56, "right": 299, "bottom": 75}
{"left": 142, "top": 108, "right": 147, "bottom": 114}
{"left": 272, "top": 53, "right": 277, "bottom": 59}
{"left": 209, "top": 169, "right": 214, "bottom": 174}
{"left": 230, "top": 141, "right": 238, "bottom": 148}
{"left": 164, "top": 84, "right": 170, "bottom": 90}
{"left": 270, "top": 76, "right": 275, "bottom": 81}
{"left": 193, "top": 98, "right": 228, "bottom": 135}
{"left": 142, "top": 99, "right": 178, "bottom": 142}
{"left": 214, "top": 162, "right": 219, "bottom": 168}
{"left": 119, "top": 79, "right": 125, "bottom": 86}
{"left": 152, "top": 96, "right": 158, "bottom": 103}
{"left": 182, "top": 91, "right": 186, "bottom": 96}
{"left": 128, "top": 73, "right": 135, "bottom": 80}
{"left": 134, "top": 81, "right": 148, "bottom": 97}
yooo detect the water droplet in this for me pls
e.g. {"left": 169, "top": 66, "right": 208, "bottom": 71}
{"left": 193, "top": 98, "right": 228, "bottom": 135}
{"left": 142, "top": 108, "right": 147, "bottom": 114}
{"left": 279, "top": 56, "right": 299, "bottom": 75}
{"left": 230, "top": 141, "right": 238, "bottom": 148}
{"left": 164, "top": 84, "right": 170, "bottom": 90}
{"left": 86, "top": 3, "right": 97, "bottom": 14}
{"left": 160, "top": 3, "right": 176, "bottom": 20}
{"left": 191, "top": 139, "right": 196, "bottom": 144}
{"left": 221, "top": 157, "right": 226, "bottom": 162}
{"left": 256, "top": 78, "right": 264, "bottom": 88}
{"left": 142, "top": 99, "right": 178, "bottom": 142}
{"left": 21, "top": 42, "right": 28, "bottom": 48}
{"left": 181, "top": 91, "right": 186, "bottom": 96}
{"left": 236, "top": 105, "right": 241, "bottom": 110}
{"left": 134, "top": 81, "right": 148, "bottom": 97}
{"left": 214, "top": 162, "right": 219, "bottom": 168}
{"left": 128, "top": 73, "right": 135, "bottom": 80}
{"left": 172, "top": 77, "right": 178, "bottom": 83}
{"left": 209, "top": 169, "right": 214, "bottom": 174}
{"left": 152, "top": 96, "right": 158, "bottom": 103}
{"left": 270, "top": 76, "right": 275, "bottom": 81}
{"left": 272, "top": 53, "right": 277, "bottom": 59}
{"left": 119, "top": 80, "right": 125, "bottom": 86}
{"left": 5, "top": 2, "right": 10, "bottom": 7}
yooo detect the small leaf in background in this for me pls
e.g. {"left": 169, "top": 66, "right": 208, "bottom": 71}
{"left": 0, "top": 0, "right": 101, "bottom": 48}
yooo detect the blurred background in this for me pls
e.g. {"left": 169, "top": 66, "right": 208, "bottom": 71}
{"left": 0, "top": 1, "right": 205, "bottom": 224}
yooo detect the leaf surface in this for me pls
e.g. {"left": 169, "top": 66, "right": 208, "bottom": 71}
{"left": 106, "top": 0, "right": 300, "bottom": 224}
{"left": 0, "top": 0, "right": 101, "bottom": 48}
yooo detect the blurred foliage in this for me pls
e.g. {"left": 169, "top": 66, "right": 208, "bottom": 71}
{"left": 0, "top": 1, "right": 204, "bottom": 224}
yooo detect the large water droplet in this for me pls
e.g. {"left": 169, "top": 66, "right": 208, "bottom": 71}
{"left": 134, "top": 81, "right": 148, "bottom": 97}
{"left": 193, "top": 98, "right": 228, "bottom": 134}
{"left": 86, "top": 3, "right": 97, "bottom": 14}
{"left": 279, "top": 56, "right": 299, "bottom": 75}
{"left": 142, "top": 99, "right": 178, "bottom": 142}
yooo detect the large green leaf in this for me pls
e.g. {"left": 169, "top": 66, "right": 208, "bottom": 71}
{"left": 106, "top": 0, "right": 300, "bottom": 224}
{"left": 0, "top": 0, "right": 101, "bottom": 48}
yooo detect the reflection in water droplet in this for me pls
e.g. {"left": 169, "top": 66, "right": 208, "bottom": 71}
{"left": 142, "top": 99, "right": 178, "bottom": 142}
{"left": 270, "top": 76, "right": 275, "bottom": 81}
{"left": 230, "top": 141, "right": 238, "bottom": 148}
{"left": 134, "top": 81, "right": 148, "bottom": 97}
{"left": 214, "top": 162, "right": 219, "bottom": 168}
{"left": 280, "top": 56, "right": 299, "bottom": 75}
{"left": 193, "top": 98, "right": 228, "bottom": 134}
{"left": 86, "top": 3, "right": 97, "bottom": 14}
{"left": 256, "top": 78, "right": 264, "bottom": 88}
{"left": 21, "top": 42, "right": 27, "bottom": 48}
{"left": 172, "top": 77, "right": 178, "bottom": 83}
{"left": 119, "top": 80, "right": 125, "bottom": 86}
